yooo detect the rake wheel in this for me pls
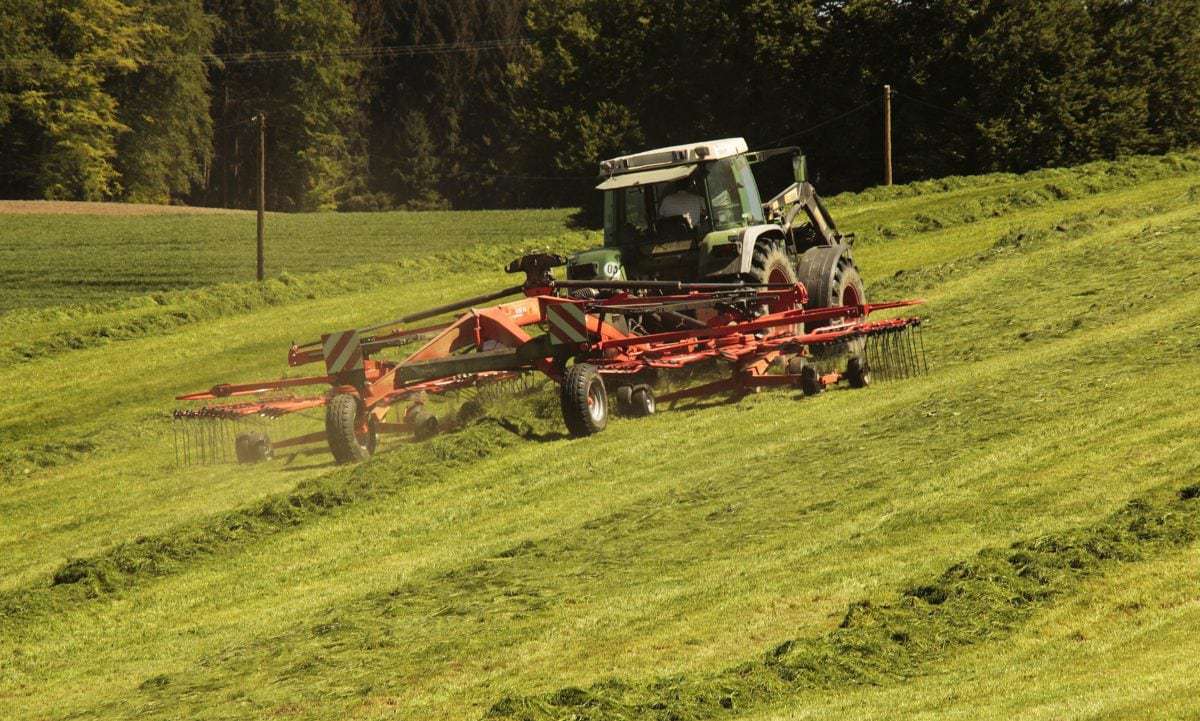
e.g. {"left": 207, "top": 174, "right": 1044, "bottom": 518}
{"left": 406, "top": 404, "right": 439, "bottom": 440}
{"left": 561, "top": 363, "right": 608, "bottom": 437}
{"left": 845, "top": 355, "right": 871, "bottom": 388}
{"left": 326, "top": 393, "right": 377, "bottom": 463}
{"left": 629, "top": 386, "right": 656, "bottom": 417}
{"left": 800, "top": 365, "right": 824, "bottom": 396}
{"left": 235, "top": 432, "right": 272, "bottom": 464}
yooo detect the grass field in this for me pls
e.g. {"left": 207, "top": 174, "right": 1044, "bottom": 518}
{"left": 2, "top": 151, "right": 1200, "bottom": 720}
{"left": 0, "top": 207, "right": 577, "bottom": 313}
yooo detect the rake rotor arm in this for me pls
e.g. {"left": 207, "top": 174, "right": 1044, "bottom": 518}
{"left": 593, "top": 299, "right": 923, "bottom": 351}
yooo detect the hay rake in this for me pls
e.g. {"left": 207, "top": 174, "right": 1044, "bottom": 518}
{"left": 175, "top": 254, "right": 926, "bottom": 464}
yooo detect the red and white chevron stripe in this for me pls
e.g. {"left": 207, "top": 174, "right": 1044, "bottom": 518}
{"left": 321, "top": 329, "right": 363, "bottom": 375}
{"left": 545, "top": 302, "right": 591, "bottom": 345}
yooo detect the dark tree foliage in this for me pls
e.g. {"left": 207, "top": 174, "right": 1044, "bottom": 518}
{"left": 355, "top": 0, "right": 526, "bottom": 209}
{"left": 111, "top": 0, "right": 215, "bottom": 203}
{"left": 200, "top": 0, "right": 364, "bottom": 211}
{"left": 0, "top": 0, "right": 1198, "bottom": 209}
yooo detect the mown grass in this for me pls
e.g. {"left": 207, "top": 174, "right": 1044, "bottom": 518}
{"left": 2, "top": 152, "right": 1200, "bottom": 720}
{"left": 0, "top": 208, "right": 576, "bottom": 313}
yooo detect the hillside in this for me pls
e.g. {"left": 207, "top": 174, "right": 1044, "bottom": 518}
{"left": 2, "top": 152, "right": 1200, "bottom": 720}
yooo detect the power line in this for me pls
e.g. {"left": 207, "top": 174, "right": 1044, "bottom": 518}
{"left": 448, "top": 169, "right": 595, "bottom": 183}
{"left": 764, "top": 97, "right": 881, "bottom": 146}
{"left": 894, "top": 90, "right": 983, "bottom": 124}
{"left": 0, "top": 38, "right": 529, "bottom": 70}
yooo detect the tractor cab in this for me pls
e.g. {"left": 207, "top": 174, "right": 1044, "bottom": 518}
{"left": 569, "top": 139, "right": 763, "bottom": 281}
{"left": 567, "top": 137, "right": 834, "bottom": 284}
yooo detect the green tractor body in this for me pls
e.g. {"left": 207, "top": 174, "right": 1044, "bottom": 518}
{"left": 567, "top": 138, "right": 865, "bottom": 318}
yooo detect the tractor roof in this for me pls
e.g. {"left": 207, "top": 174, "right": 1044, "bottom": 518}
{"left": 598, "top": 138, "right": 748, "bottom": 178}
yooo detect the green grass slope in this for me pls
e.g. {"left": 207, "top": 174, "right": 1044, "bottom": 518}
{"left": 2, "top": 151, "right": 1200, "bottom": 720}
{"left": 0, "top": 207, "right": 576, "bottom": 313}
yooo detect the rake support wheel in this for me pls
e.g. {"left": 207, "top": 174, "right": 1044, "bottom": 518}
{"left": 561, "top": 363, "right": 608, "bottom": 437}
{"left": 325, "top": 393, "right": 378, "bottom": 464}
{"left": 235, "top": 432, "right": 272, "bottom": 464}
{"left": 406, "top": 404, "right": 439, "bottom": 440}
{"left": 845, "top": 355, "right": 871, "bottom": 388}
{"left": 800, "top": 365, "right": 824, "bottom": 396}
{"left": 629, "top": 386, "right": 656, "bottom": 417}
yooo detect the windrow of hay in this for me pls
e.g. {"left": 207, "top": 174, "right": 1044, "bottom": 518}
{"left": 487, "top": 484, "right": 1200, "bottom": 721}
{"left": 0, "top": 394, "right": 564, "bottom": 632}
{"left": 835, "top": 150, "right": 1200, "bottom": 245}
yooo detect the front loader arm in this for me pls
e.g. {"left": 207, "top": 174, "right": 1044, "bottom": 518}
{"left": 762, "top": 181, "right": 842, "bottom": 247}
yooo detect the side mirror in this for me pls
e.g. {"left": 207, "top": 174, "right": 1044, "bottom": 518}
{"left": 792, "top": 153, "right": 808, "bottom": 184}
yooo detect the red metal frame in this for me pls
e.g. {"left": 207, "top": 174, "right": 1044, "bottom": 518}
{"left": 177, "top": 282, "right": 923, "bottom": 455}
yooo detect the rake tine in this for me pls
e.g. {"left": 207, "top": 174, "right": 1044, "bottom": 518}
{"left": 893, "top": 330, "right": 904, "bottom": 380}
{"left": 880, "top": 330, "right": 893, "bottom": 381}
{"left": 917, "top": 321, "right": 928, "bottom": 374}
{"left": 908, "top": 324, "right": 921, "bottom": 378}
{"left": 898, "top": 327, "right": 912, "bottom": 379}
{"left": 881, "top": 331, "right": 895, "bottom": 382}
{"left": 866, "top": 333, "right": 881, "bottom": 382}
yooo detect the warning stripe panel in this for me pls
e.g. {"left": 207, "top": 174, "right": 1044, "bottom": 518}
{"left": 322, "top": 330, "right": 363, "bottom": 374}
{"left": 546, "top": 303, "right": 590, "bottom": 345}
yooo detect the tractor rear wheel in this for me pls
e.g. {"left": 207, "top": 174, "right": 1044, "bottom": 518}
{"left": 325, "top": 393, "right": 378, "bottom": 463}
{"left": 561, "top": 363, "right": 608, "bottom": 436}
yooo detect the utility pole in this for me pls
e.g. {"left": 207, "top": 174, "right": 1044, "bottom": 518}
{"left": 883, "top": 84, "right": 893, "bottom": 186}
{"left": 256, "top": 112, "right": 266, "bottom": 282}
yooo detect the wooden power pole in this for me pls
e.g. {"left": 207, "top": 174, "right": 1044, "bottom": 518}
{"left": 883, "top": 85, "right": 893, "bottom": 186}
{"left": 256, "top": 112, "right": 266, "bottom": 282}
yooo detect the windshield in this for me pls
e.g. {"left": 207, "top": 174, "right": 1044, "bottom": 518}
{"left": 603, "top": 176, "right": 706, "bottom": 245}
{"left": 603, "top": 157, "right": 764, "bottom": 245}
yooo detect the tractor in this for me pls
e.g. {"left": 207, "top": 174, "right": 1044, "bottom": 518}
{"left": 566, "top": 138, "right": 866, "bottom": 329}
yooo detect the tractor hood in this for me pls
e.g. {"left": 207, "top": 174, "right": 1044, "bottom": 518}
{"left": 595, "top": 164, "right": 697, "bottom": 191}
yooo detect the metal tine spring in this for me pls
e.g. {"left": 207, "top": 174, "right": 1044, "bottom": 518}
{"left": 863, "top": 322, "right": 927, "bottom": 383}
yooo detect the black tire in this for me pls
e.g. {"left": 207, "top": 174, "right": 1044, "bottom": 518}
{"left": 406, "top": 405, "right": 439, "bottom": 440}
{"left": 560, "top": 363, "right": 608, "bottom": 437}
{"left": 846, "top": 355, "right": 871, "bottom": 388}
{"left": 747, "top": 237, "right": 800, "bottom": 332}
{"left": 747, "top": 237, "right": 798, "bottom": 287}
{"left": 796, "top": 244, "right": 867, "bottom": 357}
{"left": 629, "top": 386, "right": 656, "bottom": 417}
{"left": 325, "top": 393, "right": 377, "bottom": 464}
{"left": 800, "top": 365, "right": 824, "bottom": 396}
{"left": 615, "top": 384, "right": 634, "bottom": 415}
{"left": 235, "top": 432, "right": 272, "bottom": 463}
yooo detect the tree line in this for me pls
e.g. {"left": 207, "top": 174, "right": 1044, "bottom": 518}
{"left": 1, "top": 0, "right": 1197, "bottom": 212}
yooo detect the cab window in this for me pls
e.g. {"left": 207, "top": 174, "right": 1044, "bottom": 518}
{"left": 732, "top": 155, "right": 765, "bottom": 223}
{"left": 605, "top": 187, "right": 653, "bottom": 245}
{"left": 704, "top": 159, "right": 744, "bottom": 231}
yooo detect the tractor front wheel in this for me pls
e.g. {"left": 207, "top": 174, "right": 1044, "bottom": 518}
{"left": 325, "top": 393, "right": 378, "bottom": 464}
{"left": 561, "top": 363, "right": 608, "bottom": 436}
